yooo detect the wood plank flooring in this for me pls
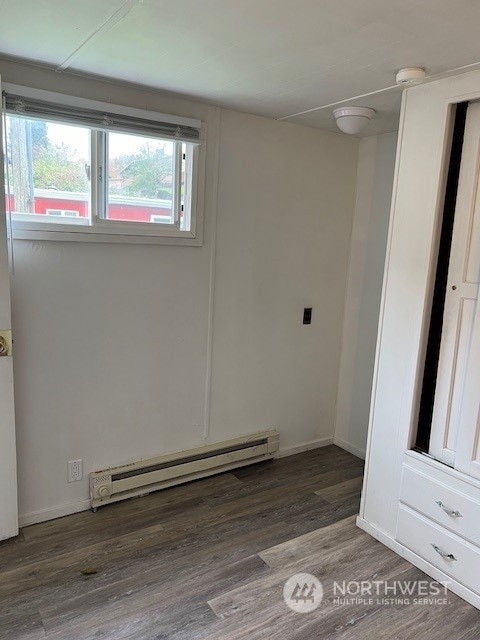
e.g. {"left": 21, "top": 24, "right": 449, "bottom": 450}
{"left": 0, "top": 445, "right": 479, "bottom": 639}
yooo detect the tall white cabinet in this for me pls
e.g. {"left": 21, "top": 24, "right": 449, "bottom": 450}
{"left": 359, "top": 70, "right": 480, "bottom": 610}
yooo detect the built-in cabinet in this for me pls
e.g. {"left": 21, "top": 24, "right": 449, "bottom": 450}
{"left": 359, "top": 70, "right": 480, "bottom": 610}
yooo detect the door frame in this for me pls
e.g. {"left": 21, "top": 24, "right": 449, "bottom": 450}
{"left": 0, "top": 77, "right": 19, "bottom": 540}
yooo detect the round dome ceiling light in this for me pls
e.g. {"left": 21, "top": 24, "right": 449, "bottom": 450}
{"left": 333, "top": 107, "right": 376, "bottom": 135}
{"left": 396, "top": 67, "right": 426, "bottom": 85}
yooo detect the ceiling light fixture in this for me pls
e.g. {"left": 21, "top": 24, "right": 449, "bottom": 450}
{"left": 333, "top": 107, "right": 376, "bottom": 135}
{"left": 395, "top": 67, "right": 426, "bottom": 85}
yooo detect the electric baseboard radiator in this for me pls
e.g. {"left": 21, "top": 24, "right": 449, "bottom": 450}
{"left": 90, "top": 430, "right": 279, "bottom": 510}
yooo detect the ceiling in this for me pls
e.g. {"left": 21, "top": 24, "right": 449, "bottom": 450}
{"left": 2, "top": 0, "right": 480, "bottom": 136}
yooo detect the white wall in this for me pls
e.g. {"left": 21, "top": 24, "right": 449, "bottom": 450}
{"left": 334, "top": 132, "right": 397, "bottom": 459}
{"left": 0, "top": 60, "right": 359, "bottom": 525}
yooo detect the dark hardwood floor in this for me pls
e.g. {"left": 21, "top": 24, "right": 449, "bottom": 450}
{"left": 0, "top": 445, "right": 479, "bottom": 639}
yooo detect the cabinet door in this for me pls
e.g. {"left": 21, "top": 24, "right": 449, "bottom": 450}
{"left": 429, "top": 101, "right": 480, "bottom": 466}
{"left": 455, "top": 287, "right": 480, "bottom": 479}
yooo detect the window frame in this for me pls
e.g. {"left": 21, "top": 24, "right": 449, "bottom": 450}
{"left": 45, "top": 209, "right": 81, "bottom": 218}
{"left": 3, "top": 84, "right": 205, "bottom": 246}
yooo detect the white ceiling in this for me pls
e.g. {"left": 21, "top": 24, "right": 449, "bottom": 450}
{"left": 2, "top": 0, "right": 480, "bottom": 135}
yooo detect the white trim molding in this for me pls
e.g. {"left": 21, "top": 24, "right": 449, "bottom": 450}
{"left": 275, "top": 436, "right": 334, "bottom": 459}
{"left": 333, "top": 436, "right": 366, "bottom": 460}
{"left": 19, "top": 498, "right": 91, "bottom": 528}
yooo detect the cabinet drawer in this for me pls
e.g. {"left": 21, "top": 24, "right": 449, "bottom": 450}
{"left": 397, "top": 505, "right": 480, "bottom": 594}
{"left": 400, "top": 465, "right": 480, "bottom": 546}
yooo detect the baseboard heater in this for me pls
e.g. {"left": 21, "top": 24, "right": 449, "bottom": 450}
{"left": 90, "top": 429, "right": 279, "bottom": 510}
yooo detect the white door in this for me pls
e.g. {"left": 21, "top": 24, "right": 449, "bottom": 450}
{"left": 456, "top": 295, "right": 480, "bottom": 479}
{"left": 429, "top": 101, "right": 480, "bottom": 466}
{"left": 0, "top": 80, "right": 19, "bottom": 540}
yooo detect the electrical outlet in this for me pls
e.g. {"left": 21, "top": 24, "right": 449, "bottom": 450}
{"left": 68, "top": 459, "right": 83, "bottom": 483}
{"left": 303, "top": 307, "right": 313, "bottom": 325}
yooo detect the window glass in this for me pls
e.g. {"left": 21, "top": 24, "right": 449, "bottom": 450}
{"left": 6, "top": 116, "right": 91, "bottom": 221}
{"left": 3, "top": 94, "right": 201, "bottom": 243}
{"left": 106, "top": 132, "right": 175, "bottom": 225}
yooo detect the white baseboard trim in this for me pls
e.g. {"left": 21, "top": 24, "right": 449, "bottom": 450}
{"left": 19, "top": 437, "right": 335, "bottom": 527}
{"left": 356, "top": 516, "right": 480, "bottom": 610}
{"left": 333, "top": 436, "right": 366, "bottom": 460}
{"left": 275, "top": 436, "right": 334, "bottom": 459}
{"left": 19, "top": 498, "right": 91, "bottom": 527}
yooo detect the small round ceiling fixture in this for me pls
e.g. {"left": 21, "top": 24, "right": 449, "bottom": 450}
{"left": 396, "top": 67, "right": 426, "bottom": 85}
{"left": 333, "top": 107, "right": 376, "bottom": 135}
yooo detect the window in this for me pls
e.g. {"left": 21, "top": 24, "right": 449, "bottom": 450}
{"left": 3, "top": 86, "right": 203, "bottom": 244}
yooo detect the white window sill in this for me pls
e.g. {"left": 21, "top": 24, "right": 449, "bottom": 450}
{"left": 10, "top": 224, "right": 202, "bottom": 246}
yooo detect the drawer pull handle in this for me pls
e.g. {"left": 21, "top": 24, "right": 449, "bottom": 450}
{"left": 431, "top": 543, "right": 457, "bottom": 561}
{"left": 435, "top": 501, "right": 462, "bottom": 518}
